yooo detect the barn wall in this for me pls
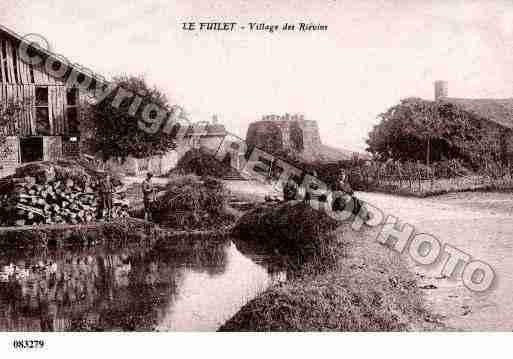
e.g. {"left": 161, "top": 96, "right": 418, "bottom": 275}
{"left": 0, "top": 33, "right": 65, "bottom": 86}
{"left": 0, "top": 33, "right": 89, "bottom": 137}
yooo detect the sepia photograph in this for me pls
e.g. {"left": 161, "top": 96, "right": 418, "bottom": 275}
{"left": 0, "top": 0, "right": 512, "bottom": 356}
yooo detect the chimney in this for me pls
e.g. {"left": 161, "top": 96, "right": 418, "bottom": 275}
{"left": 212, "top": 114, "right": 218, "bottom": 125}
{"left": 434, "top": 80, "right": 448, "bottom": 100}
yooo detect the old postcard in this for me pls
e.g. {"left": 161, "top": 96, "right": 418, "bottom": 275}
{"left": 0, "top": 0, "right": 512, "bottom": 357}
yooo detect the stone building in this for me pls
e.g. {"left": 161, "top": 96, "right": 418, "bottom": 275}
{"left": 246, "top": 113, "right": 323, "bottom": 162}
{"left": 246, "top": 113, "right": 366, "bottom": 163}
{"left": 102, "top": 116, "right": 228, "bottom": 176}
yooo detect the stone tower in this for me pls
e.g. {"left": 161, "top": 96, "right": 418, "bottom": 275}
{"left": 245, "top": 114, "right": 322, "bottom": 161}
{"left": 434, "top": 80, "right": 448, "bottom": 100}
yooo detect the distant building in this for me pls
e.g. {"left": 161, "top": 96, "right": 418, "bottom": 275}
{"left": 104, "top": 115, "right": 228, "bottom": 176}
{"left": 246, "top": 113, "right": 369, "bottom": 162}
{"left": 434, "top": 80, "right": 448, "bottom": 100}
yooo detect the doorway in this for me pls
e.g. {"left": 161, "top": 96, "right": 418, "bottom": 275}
{"left": 20, "top": 137, "right": 43, "bottom": 163}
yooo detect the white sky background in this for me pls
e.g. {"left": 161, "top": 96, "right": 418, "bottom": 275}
{"left": 2, "top": 0, "right": 513, "bottom": 152}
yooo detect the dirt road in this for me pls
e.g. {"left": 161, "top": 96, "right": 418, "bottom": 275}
{"left": 357, "top": 191, "right": 513, "bottom": 331}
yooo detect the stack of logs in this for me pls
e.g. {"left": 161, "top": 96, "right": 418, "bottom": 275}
{"left": 0, "top": 176, "right": 130, "bottom": 226}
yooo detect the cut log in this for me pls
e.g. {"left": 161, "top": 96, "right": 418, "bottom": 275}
{"left": 24, "top": 176, "right": 36, "bottom": 187}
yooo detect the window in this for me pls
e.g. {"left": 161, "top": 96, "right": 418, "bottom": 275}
{"left": 35, "top": 87, "right": 48, "bottom": 106}
{"left": 67, "top": 107, "right": 78, "bottom": 133}
{"left": 66, "top": 88, "right": 78, "bottom": 106}
{"left": 35, "top": 87, "right": 51, "bottom": 135}
{"left": 66, "top": 87, "right": 80, "bottom": 134}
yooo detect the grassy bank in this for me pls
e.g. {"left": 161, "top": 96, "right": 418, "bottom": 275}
{"left": 231, "top": 201, "right": 341, "bottom": 273}
{"left": 0, "top": 218, "right": 161, "bottom": 249}
{"left": 220, "top": 203, "right": 436, "bottom": 331}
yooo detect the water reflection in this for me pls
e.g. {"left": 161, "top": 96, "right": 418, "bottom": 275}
{"left": 157, "top": 242, "right": 286, "bottom": 331}
{"left": 0, "top": 237, "right": 285, "bottom": 331}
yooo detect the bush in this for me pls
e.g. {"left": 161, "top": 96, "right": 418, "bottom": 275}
{"left": 153, "top": 175, "right": 234, "bottom": 230}
{"left": 172, "top": 148, "right": 241, "bottom": 178}
{"left": 431, "top": 159, "right": 471, "bottom": 178}
{"left": 231, "top": 201, "right": 347, "bottom": 272}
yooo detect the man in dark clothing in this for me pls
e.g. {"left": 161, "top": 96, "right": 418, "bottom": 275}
{"left": 332, "top": 169, "right": 361, "bottom": 213}
{"left": 337, "top": 169, "right": 353, "bottom": 195}
{"left": 142, "top": 172, "right": 155, "bottom": 221}
{"left": 97, "top": 173, "right": 114, "bottom": 220}
{"left": 283, "top": 177, "right": 299, "bottom": 201}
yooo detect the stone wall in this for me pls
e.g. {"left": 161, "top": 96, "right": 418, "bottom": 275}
{"left": 99, "top": 133, "right": 226, "bottom": 177}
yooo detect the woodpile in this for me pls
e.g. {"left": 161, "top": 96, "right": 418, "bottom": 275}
{"left": 0, "top": 176, "right": 130, "bottom": 226}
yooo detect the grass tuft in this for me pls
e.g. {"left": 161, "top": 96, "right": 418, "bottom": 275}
{"left": 152, "top": 175, "right": 235, "bottom": 231}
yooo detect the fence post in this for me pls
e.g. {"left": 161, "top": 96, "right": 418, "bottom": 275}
{"left": 408, "top": 162, "right": 413, "bottom": 191}
{"left": 418, "top": 167, "right": 422, "bottom": 192}
{"left": 374, "top": 163, "right": 378, "bottom": 188}
{"left": 397, "top": 162, "right": 403, "bottom": 188}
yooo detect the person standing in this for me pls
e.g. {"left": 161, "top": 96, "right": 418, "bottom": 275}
{"left": 283, "top": 177, "right": 298, "bottom": 201}
{"left": 142, "top": 172, "right": 155, "bottom": 221}
{"left": 337, "top": 168, "right": 353, "bottom": 195}
{"left": 97, "top": 173, "right": 114, "bottom": 220}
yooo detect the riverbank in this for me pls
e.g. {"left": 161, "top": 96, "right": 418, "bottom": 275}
{"left": 220, "top": 201, "right": 438, "bottom": 331}
{"left": 0, "top": 218, "right": 162, "bottom": 248}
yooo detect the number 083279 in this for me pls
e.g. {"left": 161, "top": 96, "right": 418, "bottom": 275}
{"left": 12, "top": 340, "right": 45, "bottom": 349}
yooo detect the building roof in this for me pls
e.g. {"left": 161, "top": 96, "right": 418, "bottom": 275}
{"left": 442, "top": 97, "right": 513, "bottom": 129}
{"left": 0, "top": 23, "right": 108, "bottom": 86}
{"left": 184, "top": 122, "right": 227, "bottom": 137}
{"left": 319, "top": 144, "right": 371, "bottom": 162}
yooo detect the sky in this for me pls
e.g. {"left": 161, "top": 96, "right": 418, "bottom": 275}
{"left": 2, "top": 0, "right": 513, "bottom": 152}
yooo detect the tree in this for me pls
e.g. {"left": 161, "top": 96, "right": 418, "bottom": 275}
{"left": 366, "top": 98, "right": 486, "bottom": 165}
{"left": 92, "top": 75, "right": 180, "bottom": 160}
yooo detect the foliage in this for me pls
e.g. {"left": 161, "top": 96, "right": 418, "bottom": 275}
{"left": 0, "top": 218, "right": 160, "bottom": 248}
{"left": 92, "top": 75, "right": 180, "bottom": 160}
{"left": 173, "top": 148, "right": 241, "bottom": 178}
{"left": 366, "top": 98, "right": 496, "bottom": 166}
{"left": 153, "top": 174, "right": 234, "bottom": 230}
{"left": 231, "top": 201, "right": 344, "bottom": 272}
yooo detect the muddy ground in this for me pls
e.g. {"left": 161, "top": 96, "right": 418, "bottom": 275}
{"left": 358, "top": 191, "right": 513, "bottom": 331}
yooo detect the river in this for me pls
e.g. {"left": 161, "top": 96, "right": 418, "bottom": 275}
{"left": 0, "top": 237, "right": 286, "bottom": 331}
{"left": 358, "top": 191, "right": 513, "bottom": 331}
{"left": 2, "top": 190, "right": 508, "bottom": 331}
